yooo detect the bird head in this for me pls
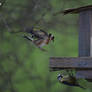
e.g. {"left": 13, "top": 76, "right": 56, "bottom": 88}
{"left": 49, "top": 33, "right": 54, "bottom": 42}
{"left": 57, "top": 74, "right": 63, "bottom": 80}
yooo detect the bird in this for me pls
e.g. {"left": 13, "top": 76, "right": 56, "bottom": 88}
{"left": 11, "top": 27, "right": 54, "bottom": 51}
{"left": 23, "top": 32, "right": 54, "bottom": 51}
{"left": 57, "top": 74, "right": 85, "bottom": 89}
{"left": 24, "top": 27, "right": 54, "bottom": 41}
{"left": 11, "top": 27, "right": 54, "bottom": 41}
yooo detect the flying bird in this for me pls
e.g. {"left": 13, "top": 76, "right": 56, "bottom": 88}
{"left": 23, "top": 31, "right": 54, "bottom": 52}
{"left": 11, "top": 27, "right": 54, "bottom": 51}
{"left": 11, "top": 27, "right": 54, "bottom": 41}
{"left": 57, "top": 74, "right": 85, "bottom": 89}
{"left": 24, "top": 27, "right": 54, "bottom": 41}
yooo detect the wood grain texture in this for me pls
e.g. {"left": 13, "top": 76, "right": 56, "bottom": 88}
{"left": 54, "top": 5, "right": 92, "bottom": 15}
{"left": 62, "top": 5, "right": 92, "bottom": 14}
{"left": 50, "top": 57, "right": 92, "bottom": 71}
{"left": 78, "top": 11, "right": 91, "bottom": 56}
{"left": 50, "top": 8, "right": 92, "bottom": 80}
{"left": 76, "top": 10, "right": 92, "bottom": 80}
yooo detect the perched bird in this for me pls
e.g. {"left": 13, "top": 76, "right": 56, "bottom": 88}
{"left": 57, "top": 74, "right": 85, "bottom": 89}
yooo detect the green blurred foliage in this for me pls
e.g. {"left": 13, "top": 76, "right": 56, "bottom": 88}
{"left": 0, "top": 0, "right": 92, "bottom": 92}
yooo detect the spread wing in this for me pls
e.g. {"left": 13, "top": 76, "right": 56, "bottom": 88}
{"left": 11, "top": 27, "right": 49, "bottom": 40}
{"left": 31, "top": 29, "right": 49, "bottom": 39}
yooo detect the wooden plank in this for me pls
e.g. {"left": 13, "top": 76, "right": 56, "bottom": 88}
{"left": 50, "top": 57, "right": 92, "bottom": 71}
{"left": 78, "top": 11, "right": 91, "bottom": 56}
{"left": 62, "top": 5, "right": 92, "bottom": 14}
{"left": 54, "top": 5, "right": 92, "bottom": 15}
{"left": 76, "top": 10, "right": 92, "bottom": 80}
{"left": 76, "top": 70, "right": 92, "bottom": 79}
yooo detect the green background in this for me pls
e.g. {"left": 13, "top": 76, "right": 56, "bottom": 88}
{"left": 0, "top": 0, "right": 92, "bottom": 92}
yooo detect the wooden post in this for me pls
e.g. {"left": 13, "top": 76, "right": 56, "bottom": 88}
{"left": 76, "top": 10, "right": 92, "bottom": 79}
{"left": 49, "top": 5, "right": 92, "bottom": 80}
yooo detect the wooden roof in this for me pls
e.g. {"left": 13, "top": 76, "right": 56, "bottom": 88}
{"left": 54, "top": 5, "right": 92, "bottom": 15}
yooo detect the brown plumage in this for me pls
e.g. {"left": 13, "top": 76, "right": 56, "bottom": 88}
{"left": 23, "top": 34, "right": 54, "bottom": 51}
{"left": 12, "top": 27, "right": 54, "bottom": 51}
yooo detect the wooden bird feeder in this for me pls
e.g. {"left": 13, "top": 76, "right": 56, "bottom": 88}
{"left": 50, "top": 5, "right": 92, "bottom": 81}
